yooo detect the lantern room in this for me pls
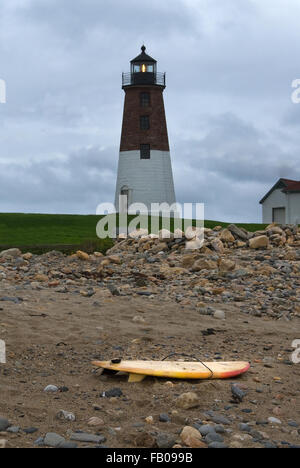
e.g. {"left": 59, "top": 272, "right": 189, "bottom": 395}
{"left": 122, "top": 45, "right": 166, "bottom": 88}
{"left": 131, "top": 45, "right": 157, "bottom": 75}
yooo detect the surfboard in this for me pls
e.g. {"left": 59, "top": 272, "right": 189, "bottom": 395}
{"left": 92, "top": 360, "right": 250, "bottom": 382}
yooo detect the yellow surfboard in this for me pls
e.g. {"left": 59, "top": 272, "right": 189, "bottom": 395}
{"left": 92, "top": 360, "right": 250, "bottom": 382}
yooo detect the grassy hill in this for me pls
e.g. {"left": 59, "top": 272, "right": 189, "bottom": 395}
{"left": 0, "top": 213, "right": 267, "bottom": 254}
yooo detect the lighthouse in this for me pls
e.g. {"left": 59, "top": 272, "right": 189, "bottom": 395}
{"left": 115, "top": 46, "right": 176, "bottom": 214}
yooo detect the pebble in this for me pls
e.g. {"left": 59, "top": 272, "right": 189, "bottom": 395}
{"left": 268, "top": 417, "right": 282, "bottom": 425}
{"left": 176, "top": 392, "right": 199, "bottom": 410}
{"left": 103, "top": 388, "right": 123, "bottom": 398}
{"left": 34, "top": 437, "right": 44, "bottom": 447}
{"left": 0, "top": 418, "right": 9, "bottom": 432}
{"left": 214, "top": 425, "right": 225, "bottom": 434}
{"left": 197, "top": 424, "right": 215, "bottom": 436}
{"left": 213, "top": 310, "right": 226, "bottom": 320}
{"left": 23, "top": 427, "right": 39, "bottom": 434}
{"left": 70, "top": 433, "right": 106, "bottom": 444}
{"left": 205, "top": 432, "right": 224, "bottom": 444}
{"left": 159, "top": 414, "right": 171, "bottom": 423}
{"left": 59, "top": 442, "right": 78, "bottom": 449}
{"left": 56, "top": 410, "right": 76, "bottom": 422}
{"left": 180, "top": 426, "right": 207, "bottom": 448}
{"left": 205, "top": 412, "right": 231, "bottom": 426}
{"left": 44, "top": 385, "right": 59, "bottom": 393}
{"left": 239, "top": 423, "right": 251, "bottom": 432}
{"left": 156, "top": 432, "right": 177, "bottom": 448}
{"left": 87, "top": 417, "right": 105, "bottom": 427}
{"left": 288, "top": 421, "right": 299, "bottom": 428}
{"left": 6, "top": 426, "right": 20, "bottom": 434}
{"left": 44, "top": 432, "right": 66, "bottom": 448}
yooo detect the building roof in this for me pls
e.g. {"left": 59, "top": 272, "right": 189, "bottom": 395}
{"left": 260, "top": 178, "right": 300, "bottom": 204}
{"left": 131, "top": 45, "right": 157, "bottom": 63}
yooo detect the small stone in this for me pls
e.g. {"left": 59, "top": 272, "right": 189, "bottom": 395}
{"left": 0, "top": 418, "right": 9, "bottom": 432}
{"left": 214, "top": 425, "right": 225, "bottom": 434}
{"left": 156, "top": 432, "right": 177, "bottom": 448}
{"left": 56, "top": 410, "right": 76, "bottom": 422}
{"left": 205, "top": 432, "right": 224, "bottom": 444}
{"left": 103, "top": 388, "right": 123, "bottom": 398}
{"left": 213, "top": 310, "right": 226, "bottom": 320}
{"left": 6, "top": 426, "right": 20, "bottom": 434}
{"left": 87, "top": 417, "right": 105, "bottom": 427}
{"left": 198, "top": 425, "right": 215, "bottom": 436}
{"left": 34, "top": 274, "right": 48, "bottom": 282}
{"left": 135, "top": 432, "right": 156, "bottom": 448}
{"left": 262, "top": 441, "right": 278, "bottom": 449}
{"left": 76, "top": 250, "right": 90, "bottom": 261}
{"left": 218, "top": 258, "right": 236, "bottom": 272}
{"left": 231, "top": 384, "right": 246, "bottom": 403}
{"left": 23, "top": 427, "right": 38, "bottom": 434}
{"left": 59, "top": 442, "right": 78, "bottom": 449}
{"left": 176, "top": 392, "right": 199, "bottom": 410}
{"left": 44, "top": 433, "right": 66, "bottom": 448}
{"left": 0, "top": 248, "right": 22, "bottom": 259}
{"left": 239, "top": 423, "right": 251, "bottom": 432}
{"left": 268, "top": 417, "right": 282, "bottom": 425}
{"left": 145, "top": 416, "right": 154, "bottom": 424}
{"left": 180, "top": 426, "right": 207, "bottom": 448}
{"left": 44, "top": 385, "right": 59, "bottom": 393}
{"left": 34, "top": 437, "right": 44, "bottom": 447}
{"left": 206, "top": 412, "right": 231, "bottom": 425}
{"left": 132, "top": 315, "right": 146, "bottom": 324}
{"left": 288, "top": 421, "right": 298, "bottom": 428}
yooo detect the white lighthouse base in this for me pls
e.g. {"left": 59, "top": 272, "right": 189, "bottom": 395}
{"left": 115, "top": 150, "right": 176, "bottom": 214}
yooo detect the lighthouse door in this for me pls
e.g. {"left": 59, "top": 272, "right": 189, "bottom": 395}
{"left": 120, "top": 186, "right": 129, "bottom": 213}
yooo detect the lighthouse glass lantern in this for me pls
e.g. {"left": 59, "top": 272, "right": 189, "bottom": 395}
{"left": 130, "top": 45, "right": 157, "bottom": 85}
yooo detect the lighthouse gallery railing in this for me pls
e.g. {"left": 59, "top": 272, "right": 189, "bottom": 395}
{"left": 122, "top": 72, "right": 166, "bottom": 87}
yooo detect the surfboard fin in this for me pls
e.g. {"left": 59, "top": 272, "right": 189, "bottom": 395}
{"left": 128, "top": 373, "right": 146, "bottom": 383}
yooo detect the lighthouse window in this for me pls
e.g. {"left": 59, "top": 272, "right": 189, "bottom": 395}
{"left": 140, "top": 144, "right": 150, "bottom": 159}
{"left": 140, "top": 92, "right": 150, "bottom": 107}
{"left": 140, "top": 115, "right": 150, "bottom": 130}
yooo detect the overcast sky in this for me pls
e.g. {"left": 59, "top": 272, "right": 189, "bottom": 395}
{"left": 0, "top": 0, "right": 300, "bottom": 222}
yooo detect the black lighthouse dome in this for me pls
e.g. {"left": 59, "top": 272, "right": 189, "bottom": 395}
{"left": 122, "top": 45, "right": 166, "bottom": 88}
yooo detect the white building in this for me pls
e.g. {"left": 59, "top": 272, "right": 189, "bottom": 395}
{"left": 260, "top": 178, "right": 300, "bottom": 224}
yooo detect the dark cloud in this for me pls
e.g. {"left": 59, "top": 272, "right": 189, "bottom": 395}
{"left": 0, "top": 0, "right": 300, "bottom": 221}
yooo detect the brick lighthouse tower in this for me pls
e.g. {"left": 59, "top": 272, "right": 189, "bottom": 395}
{"left": 115, "top": 46, "right": 176, "bottom": 213}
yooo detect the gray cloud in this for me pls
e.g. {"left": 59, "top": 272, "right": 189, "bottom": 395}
{"left": 0, "top": 0, "right": 300, "bottom": 221}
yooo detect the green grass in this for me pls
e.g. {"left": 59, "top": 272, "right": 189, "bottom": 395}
{"left": 0, "top": 213, "right": 267, "bottom": 254}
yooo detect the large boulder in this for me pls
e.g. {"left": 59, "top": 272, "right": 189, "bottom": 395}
{"left": 218, "top": 258, "right": 236, "bottom": 272}
{"left": 191, "top": 259, "right": 218, "bottom": 271}
{"left": 210, "top": 238, "right": 224, "bottom": 253}
{"left": 249, "top": 235, "right": 269, "bottom": 249}
{"left": 219, "top": 229, "right": 235, "bottom": 243}
{"left": 0, "top": 248, "right": 22, "bottom": 259}
{"left": 227, "top": 224, "right": 249, "bottom": 241}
